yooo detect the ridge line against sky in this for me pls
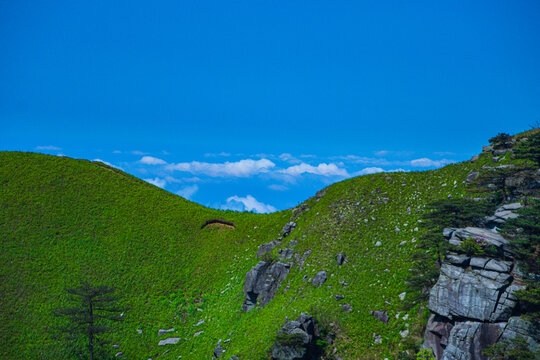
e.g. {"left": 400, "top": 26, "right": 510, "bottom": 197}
{"left": 1, "top": 1, "right": 539, "bottom": 211}
{"left": 28, "top": 145, "right": 460, "bottom": 213}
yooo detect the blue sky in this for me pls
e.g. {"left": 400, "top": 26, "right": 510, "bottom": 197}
{"left": 1, "top": 1, "right": 539, "bottom": 212}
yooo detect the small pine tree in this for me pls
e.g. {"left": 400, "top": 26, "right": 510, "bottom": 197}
{"left": 404, "top": 198, "right": 493, "bottom": 309}
{"left": 469, "top": 164, "right": 533, "bottom": 204}
{"left": 489, "top": 132, "right": 513, "bottom": 149}
{"left": 54, "top": 280, "right": 126, "bottom": 360}
{"left": 503, "top": 199, "right": 540, "bottom": 320}
{"left": 514, "top": 130, "right": 540, "bottom": 167}
{"left": 418, "top": 198, "right": 494, "bottom": 265}
{"left": 482, "top": 336, "right": 538, "bottom": 360}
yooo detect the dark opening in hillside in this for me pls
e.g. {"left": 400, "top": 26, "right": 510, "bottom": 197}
{"left": 201, "top": 219, "right": 236, "bottom": 230}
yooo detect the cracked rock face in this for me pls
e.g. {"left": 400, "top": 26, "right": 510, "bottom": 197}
{"left": 428, "top": 263, "right": 523, "bottom": 322}
{"left": 425, "top": 316, "right": 540, "bottom": 360}
{"left": 242, "top": 261, "right": 290, "bottom": 311}
{"left": 441, "top": 321, "right": 505, "bottom": 360}
{"left": 257, "top": 240, "right": 282, "bottom": 258}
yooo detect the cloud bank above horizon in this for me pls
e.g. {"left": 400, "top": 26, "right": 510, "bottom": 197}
{"left": 27, "top": 146, "right": 463, "bottom": 213}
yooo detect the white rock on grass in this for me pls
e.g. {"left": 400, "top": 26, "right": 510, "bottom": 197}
{"left": 158, "top": 328, "right": 175, "bottom": 336}
{"left": 158, "top": 338, "right": 180, "bottom": 346}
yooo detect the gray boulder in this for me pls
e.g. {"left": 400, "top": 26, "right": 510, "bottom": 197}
{"left": 369, "top": 310, "right": 388, "bottom": 324}
{"left": 213, "top": 342, "right": 224, "bottom": 358}
{"left": 484, "top": 203, "right": 521, "bottom": 226}
{"left": 242, "top": 261, "right": 290, "bottom": 311}
{"left": 272, "top": 314, "right": 321, "bottom": 360}
{"left": 336, "top": 253, "right": 346, "bottom": 266}
{"left": 312, "top": 271, "right": 327, "bottom": 287}
{"left": 445, "top": 254, "right": 470, "bottom": 266}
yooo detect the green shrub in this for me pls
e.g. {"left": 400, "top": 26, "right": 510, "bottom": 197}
{"left": 275, "top": 332, "right": 305, "bottom": 348}
{"left": 482, "top": 336, "right": 539, "bottom": 360}
{"left": 461, "top": 236, "right": 492, "bottom": 256}
{"left": 416, "top": 347, "right": 436, "bottom": 360}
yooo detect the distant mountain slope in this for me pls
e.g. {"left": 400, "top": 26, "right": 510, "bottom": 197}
{"left": 0, "top": 140, "right": 511, "bottom": 359}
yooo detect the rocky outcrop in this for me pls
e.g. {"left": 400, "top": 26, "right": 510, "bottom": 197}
{"left": 271, "top": 314, "right": 323, "bottom": 360}
{"left": 422, "top": 202, "right": 539, "bottom": 359}
{"left": 257, "top": 240, "right": 281, "bottom": 258}
{"left": 442, "top": 321, "right": 505, "bottom": 360}
{"left": 279, "top": 248, "right": 294, "bottom": 260}
{"left": 242, "top": 261, "right": 290, "bottom": 311}
{"left": 428, "top": 262, "right": 522, "bottom": 322}
{"left": 483, "top": 202, "right": 521, "bottom": 228}
{"left": 444, "top": 227, "right": 514, "bottom": 259}
{"left": 280, "top": 221, "right": 297, "bottom": 239}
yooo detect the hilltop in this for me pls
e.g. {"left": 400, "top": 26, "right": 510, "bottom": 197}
{"left": 0, "top": 130, "right": 538, "bottom": 359}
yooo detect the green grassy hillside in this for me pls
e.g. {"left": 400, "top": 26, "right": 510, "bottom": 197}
{"left": 0, "top": 147, "right": 503, "bottom": 359}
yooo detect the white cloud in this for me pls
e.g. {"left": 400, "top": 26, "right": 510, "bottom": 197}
{"left": 93, "top": 159, "right": 124, "bottom": 170}
{"left": 330, "top": 155, "right": 395, "bottom": 166}
{"left": 269, "top": 184, "right": 289, "bottom": 191}
{"left": 144, "top": 177, "right": 166, "bottom": 188}
{"left": 112, "top": 150, "right": 122, "bottom": 154}
{"left": 280, "top": 162, "right": 349, "bottom": 177}
{"left": 410, "top": 158, "right": 455, "bottom": 167}
{"left": 374, "top": 150, "right": 389, "bottom": 157}
{"left": 139, "top": 156, "right": 167, "bottom": 165}
{"left": 354, "top": 167, "right": 385, "bottom": 176}
{"left": 388, "top": 168, "right": 407, "bottom": 172}
{"left": 36, "top": 145, "right": 61, "bottom": 151}
{"left": 434, "top": 151, "right": 455, "bottom": 156}
{"left": 166, "top": 159, "right": 275, "bottom": 177}
{"left": 224, "top": 195, "right": 276, "bottom": 213}
{"left": 279, "top": 153, "right": 301, "bottom": 164}
{"left": 204, "top": 152, "right": 231, "bottom": 157}
{"left": 131, "top": 150, "right": 147, "bottom": 155}
{"left": 176, "top": 184, "right": 199, "bottom": 200}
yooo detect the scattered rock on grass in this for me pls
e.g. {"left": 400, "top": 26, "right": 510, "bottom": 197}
{"left": 312, "top": 271, "right": 327, "bottom": 287}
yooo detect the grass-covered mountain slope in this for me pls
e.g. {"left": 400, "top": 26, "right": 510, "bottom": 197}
{"left": 0, "top": 133, "right": 529, "bottom": 359}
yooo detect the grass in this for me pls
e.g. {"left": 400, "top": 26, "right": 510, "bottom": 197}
{"left": 0, "top": 143, "right": 510, "bottom": 359}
